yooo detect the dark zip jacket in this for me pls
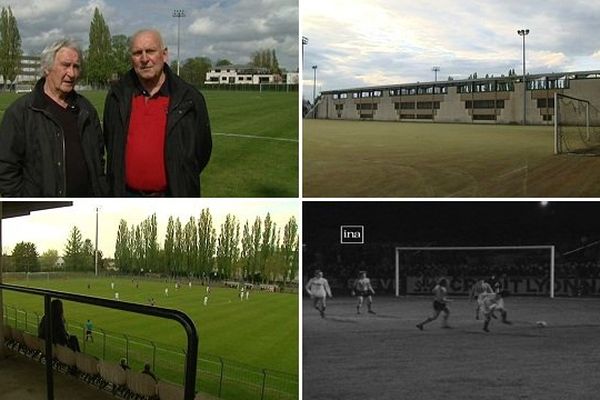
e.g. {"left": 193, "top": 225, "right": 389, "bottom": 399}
{"left": 103, "top": 64, "right": 212, "bottom": 196}
{"left": 0, "top": 78, "right": 108, "bottom": 197}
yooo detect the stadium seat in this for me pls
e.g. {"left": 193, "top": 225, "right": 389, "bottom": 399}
{"left": 54, "top": 344, "right": 77, "bottom": 373}
{"left": 75, "top": 352, "right": 101, "bottom": 385}
{"left": 10, "top": 328, "right": 25, "bottom": 353}
{"left": 126, "top": 369, "right": 158, "bottom": 399}
{"left": 21, "top": 332, "right": 45, "bottom": 361}
{"left": 156, "top": 380, "right": 184, "bottom": 400}
{"left": 98, "top": 360, "right": 128, "bottom": 396}
{"left": 3, "top": 325, "right": 13, "bottom": 348}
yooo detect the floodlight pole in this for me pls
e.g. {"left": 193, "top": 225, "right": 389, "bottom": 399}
{"left": 173, "top": 9, "right": 186, "bottom": 76}
{"left": 302, "top": 36, "right": 308, "bottom": 69}
{"left": 312, "top": 65, "right": 318, "bottom": 105}
{"left": 432, "top": 66, "right": 440, "bottom": 82}
{"left": 518, "top": 29, "right": 530, "bottom": 125}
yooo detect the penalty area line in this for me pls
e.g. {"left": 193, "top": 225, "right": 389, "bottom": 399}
{"left": 214, "top": 132, "right": 298, "bottom": 143}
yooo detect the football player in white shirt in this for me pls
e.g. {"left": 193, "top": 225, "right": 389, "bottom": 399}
{"left": 305, "top": 270, "right": 332, "bottom": 318}
{"left": 481, "top": 291, "right": 512, "bottom": 332}
{"left": 353, "top": 271, "right": 376, "bottom": 314}
{"left": 470, "top": 279, "right": 494, "bottom": 320}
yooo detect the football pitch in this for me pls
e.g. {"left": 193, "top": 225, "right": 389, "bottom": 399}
{"left": 3, "top": 276, "right": 298, "bottom": 376}
{"left": 0, "top": 89, "right": 298, "bottom": 197}
{"left": 303, "top": 296, "right": 600, "bottom": 400}
{"left": 303, "top": 119, "right": 600, "bottom": 197}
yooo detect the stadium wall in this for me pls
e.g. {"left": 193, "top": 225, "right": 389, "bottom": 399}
{"left": 315, "top": 71, "right": 600, "bottom": 125}
{"left": 305, "top": 276, "right": 600, "bottom": 297}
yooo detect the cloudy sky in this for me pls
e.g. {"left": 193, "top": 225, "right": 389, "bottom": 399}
{"left": 302, "top": 0, "right": 600, "bottom": 96}
{"left": 2, "top": 199, "right": 299, "bottom": 257}
{"left": 0, "top": 0, "right": 298, "bottom": 70}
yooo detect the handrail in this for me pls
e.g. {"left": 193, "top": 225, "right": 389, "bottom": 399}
{"left": 0, "top": 283, "right": 198, "bottom": 400}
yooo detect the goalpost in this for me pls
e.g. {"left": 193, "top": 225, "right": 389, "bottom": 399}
{"left": 554, "top": 93, "right": 600, "bottom": 155}
{"left": 395, "top": 245, "right": 556, "bottom": 298}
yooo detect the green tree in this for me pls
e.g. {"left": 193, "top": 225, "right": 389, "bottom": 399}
{"left": 173, "top": 218, "right": 184, "bottom": 276}
{"left": 180, "top": 57, "right": 212, "bottom": 87}
{"left": 81, "top": 238, "right": 95, "bottom": 271}
{"left": 197, "top": 209, "right": 216, "bottom": 277}
{"left": 39, "top": 249, "right": 59, "bottom": 271}
{"left": 184, "top": 216, "right": 198, "bottom": 275}
{"left": 0, "top": 6, "right": 22, "bottom": 89}
{"left": 64, "top": 226, "right": 85, "bottom": 271}
{"left": 87, "top": 7, "right": 112, "bottom": 88}
{"left": 111, "top": 34, "right": 130, "bottom": 78}
{"left": 281, "top": 216, "right": 298, "bottom": 284}
{"left": 215, "top": 59, "right": 232, "bottom": 66}
{"left": 216, "top": 214, "right": 240, "bottom": 279}
{"left": 145, "top": 214, "right": 159, "bottom": 273}
{"left": 164, "top": 216, "right": 175, "bottom": 274}
{"left": 251, "top": 49, "right": 281, "bottom": 74}
{"left": 114, "top": 219, "right": 131, "bottom": 272}
{"left": 11, "top": 241, "right": 39, "bottom": 272}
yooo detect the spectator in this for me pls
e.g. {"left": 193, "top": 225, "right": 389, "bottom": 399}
{"left": 119, "top": 358, "right": 131, "bottom": 370}
{"left": 142, "top": 363, "right": 157, "bottom": 382}
{"left": 38, "top": 298, "right": 80, "bottom": 352}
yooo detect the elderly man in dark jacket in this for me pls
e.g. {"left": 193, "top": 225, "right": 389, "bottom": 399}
{"left": 0, "top": 39, "right": 108, "bottom": 197}
{"left": 103, "top": 29, "right": 212, "bottom": 197}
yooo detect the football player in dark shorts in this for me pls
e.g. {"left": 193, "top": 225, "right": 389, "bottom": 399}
{"left": 417, "top": 278, "right": 451, "bottom": 330}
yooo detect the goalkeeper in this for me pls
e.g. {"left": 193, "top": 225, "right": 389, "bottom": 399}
{"left": 353, "top": 271, "right": 376, "bottom": 314}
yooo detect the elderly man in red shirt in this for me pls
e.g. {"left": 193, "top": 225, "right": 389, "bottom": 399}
{"left": 104, "top": 29, "right": 212, "bottom": 197}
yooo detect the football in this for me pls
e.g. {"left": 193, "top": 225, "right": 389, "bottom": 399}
{"left": 536, "top": 321, "right": 547, "bottom": 327}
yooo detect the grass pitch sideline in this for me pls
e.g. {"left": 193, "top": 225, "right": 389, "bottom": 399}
{"left": 303, "top": 119, "right": 600, "bottom": 197}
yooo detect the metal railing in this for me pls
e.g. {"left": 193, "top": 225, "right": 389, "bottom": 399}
{"left": 4, "top": 304, "right": 298, "bottom": 400}
{"left": 0, "top": 283, "right": 199, "bottom": 400}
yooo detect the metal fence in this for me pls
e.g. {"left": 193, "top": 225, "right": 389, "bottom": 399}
{"left": 3, "top": 304, "right": 298, "bottom": 400}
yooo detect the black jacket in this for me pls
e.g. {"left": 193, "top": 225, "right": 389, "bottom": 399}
{"left": 104, "top": 65, "right": 212, "bottom": 196}
{"left": 0, "top": 78, "right": 108, "bottom": 197}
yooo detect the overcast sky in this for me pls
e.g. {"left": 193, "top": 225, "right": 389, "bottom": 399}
{"left": 0, "top": 0, "right": 298, "bottom": 70}
{"left": 2, "top": 199, "right": 299, "bottom": 258}
{"left": 302, "top": 0, "right": 600, "bottom": 96}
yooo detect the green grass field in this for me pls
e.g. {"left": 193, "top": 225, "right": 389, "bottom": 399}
{"left": 0, "top": 90, "right": 298, "bottom": 197}
{"left": 3, "top": 275, "right": 298, "bottom": 398}
{"left": 303, "top": 119, "right": 600, "bottom": 197}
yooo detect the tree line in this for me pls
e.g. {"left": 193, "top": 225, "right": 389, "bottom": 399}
{"left": 114, "top": 210, "right": 299, "bottom": 284}
{"left": 0, "top": 6, "right": 285, "bottom": 89}
{"left": 2, "top": 210, "right": 299, "bottom": 285}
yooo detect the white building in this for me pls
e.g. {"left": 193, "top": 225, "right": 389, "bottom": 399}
{"left": 205, "top": 65, "right": 280, "bottom": 85}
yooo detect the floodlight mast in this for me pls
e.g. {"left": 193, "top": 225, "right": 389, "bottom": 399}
{"left": 432, "top": 66, "right": 440, "bottom": 82}
{"left": 173, "top": 9, "right": 186, "bottom": 76}
{"left": 394, "top": 245, "right": 555, "bottom": 298}
{"left": 517, "top": 29, "right": 530, "bottom": 125}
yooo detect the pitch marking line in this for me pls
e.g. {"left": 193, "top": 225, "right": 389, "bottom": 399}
{"left": 214, "top": 132, "right": 298, "bottom": 143}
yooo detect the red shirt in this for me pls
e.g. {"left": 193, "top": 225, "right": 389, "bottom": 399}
{"left": 125, "top": 93, "right": 169, "bottom": 191}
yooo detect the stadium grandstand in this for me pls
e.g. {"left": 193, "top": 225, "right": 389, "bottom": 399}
{"left": 311, "top": 69, "right": 600, "bottom": 125}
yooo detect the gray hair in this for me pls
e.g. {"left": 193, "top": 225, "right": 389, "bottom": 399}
{"left": 40, "top": 39, "right": 82, "bottom": 76}
{"left": 129, "top": 29, "right": 167, "bottom": 53}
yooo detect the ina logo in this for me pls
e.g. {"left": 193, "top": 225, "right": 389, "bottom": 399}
{"left": 340, "top": 225, "right": 364, "bottom": 244}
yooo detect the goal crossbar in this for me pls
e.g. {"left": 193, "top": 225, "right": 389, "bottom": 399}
{"left": 395, "top": 245, "right": 555, "bottom": 298}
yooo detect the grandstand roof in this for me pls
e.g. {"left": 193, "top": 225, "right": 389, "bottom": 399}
{"left": 322, "top": 69, "right": 600, "bottom": 94}
{"left": 1, "top": 202, "right": 72, "bottom": 219}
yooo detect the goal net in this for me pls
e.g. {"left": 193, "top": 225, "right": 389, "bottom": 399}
{"left": 395, "top": 245, "right": 556, "bottom": 297}
{"left": 554, "top": 93, "right": 600, "bottom": 155}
